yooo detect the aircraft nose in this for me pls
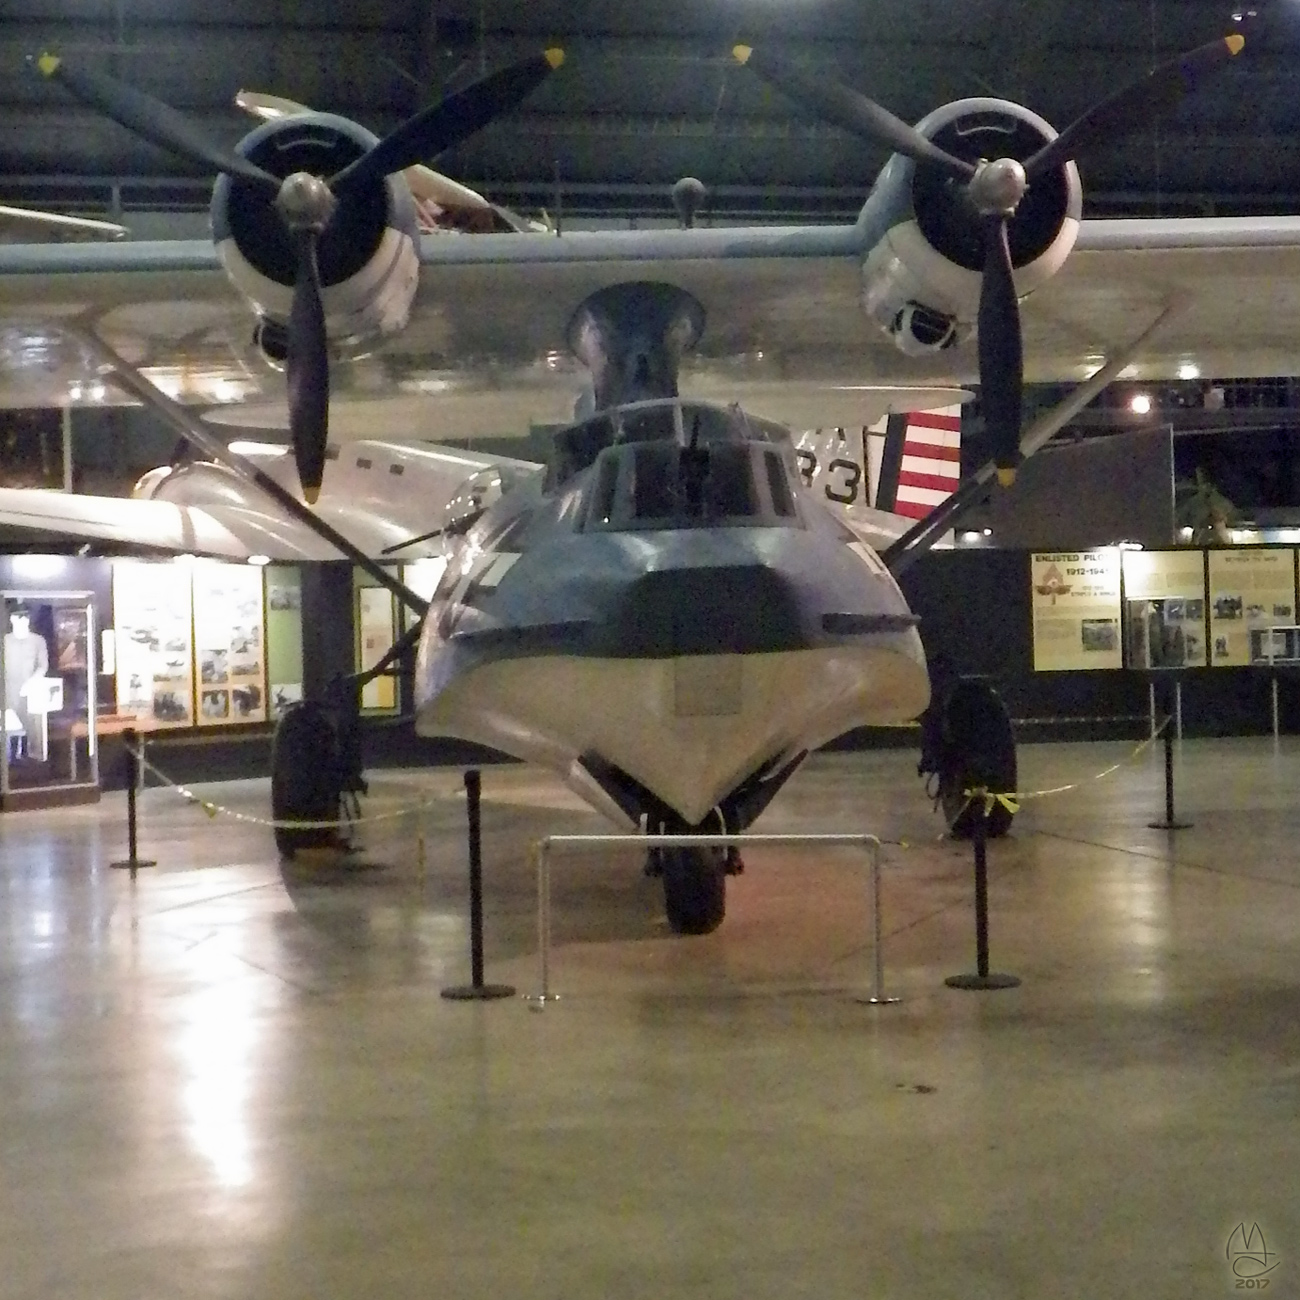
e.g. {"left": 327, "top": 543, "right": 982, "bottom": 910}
{"left": 610, "top": 563, "right": 806, "bottom": 656}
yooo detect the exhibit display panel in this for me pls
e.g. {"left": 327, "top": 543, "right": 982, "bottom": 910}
{"left": 0, "top": 590, "right": 98, "bottom": 801}
{"left": 111, "top": 561, "right": 194, "bottom": 727}
{"left": 1207, "top": 548, "right": 1298, "bottom": 666}
{"left": 1031, "top": 550, "right": 1123, "bottom": 671}
{"left": 109, "top": 558, "right": 284, "bottom": 729}
{"left": 192, "top": 560, "right": 267, "bottom": 725}
{"left": 1122, "top": 549, "right": 1208, "bottom": 669}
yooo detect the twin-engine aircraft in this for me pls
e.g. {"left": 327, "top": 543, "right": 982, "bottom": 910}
{"left": 0, "top": 27, "right": 1294, "bottom": 929}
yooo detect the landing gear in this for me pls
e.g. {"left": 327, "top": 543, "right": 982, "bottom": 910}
{"left": 656, "top": 846, "right": 728, "bottom": 935}
{"left": 271, "top": 701, "right": 346, "bottom": 857}
{"left": 921, "top": 678, "right": 1018, "bottom": 840}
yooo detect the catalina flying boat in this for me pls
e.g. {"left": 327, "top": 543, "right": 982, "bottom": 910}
{"left": 0, "top": 28, "right": 1290, "bottom": 929}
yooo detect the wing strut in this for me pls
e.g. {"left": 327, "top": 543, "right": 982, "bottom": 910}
{"left": 881, "top": 299, "right": 1188, "bottom": 577}
{"left": 62, "top": 323, "right": 428, "bottom": 618}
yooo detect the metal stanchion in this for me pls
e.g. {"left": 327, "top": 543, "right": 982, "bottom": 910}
{"left": 525, "top": 841, "right": 558, "bottom": 1009}
{"left": 1272, "top": 673, "right": 1280, "bottom": 742}
{"left": 110, "top": 728, "right": 156, "bottom": 876}
{"left": 1148, "top": 681, "right": 1192, "bottom": 831}
{"left": 856, "top": 838, "right": 899, "bottom": 1005}
{"left": 946, "top": 797, "right": 1020, "bottom": 991}
{"left": 442, "top": 769, "right": 515, "bottom": 1001}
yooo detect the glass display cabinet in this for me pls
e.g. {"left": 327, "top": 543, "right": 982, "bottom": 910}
{"left": 0, "top": 591, "right": 98, "bottom": 809}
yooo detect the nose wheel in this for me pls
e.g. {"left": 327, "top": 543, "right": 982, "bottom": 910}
{"left": 646, "top": 845, "right": 729, "bottom": 935}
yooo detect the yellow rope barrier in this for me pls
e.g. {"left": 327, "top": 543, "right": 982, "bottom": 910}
{"left": 951, "top": 716, "right": 1173, "bottom": 832}
{"left": 130, "top": 715, "right": 1172, "bottom": 837}
{"left": 131, "top": 747, "right": 449, "bottom": 832}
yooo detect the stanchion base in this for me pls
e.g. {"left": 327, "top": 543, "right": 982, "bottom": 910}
{"left": 524, "top": 993, "right": 561, "bottom": 1011}
{"left": 1147, "top": 820, "right": 1193, "bottom": 830}
{"left": 440, "top": 983, "right": 516, "bottom": 1001}
{"left": 945, "top": 972, "right": 1021, "bottom": 991}
{"left": 109, "top": 859, "right": 156, "bottom": 870}
{"left": 856, "top": 995, "right": 901, "bottom": 1006}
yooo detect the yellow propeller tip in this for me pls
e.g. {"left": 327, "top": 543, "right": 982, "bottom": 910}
{"left": 733, "top": 44, "right": 753, "bottom": 64}
{"left": 544, "top": 47, "right": 565, "bottom": 69}
{"left": 36, "top": 52, "right": 61, "bottom": 77}
{"left": 1225, "top": 33, "right": 1245, "bottom": 55}
{"left": 303, "top": 486, "right": 321, "bottom": 506}
{"left": 996, "top": 467, "right": 1017, "bottom": 488}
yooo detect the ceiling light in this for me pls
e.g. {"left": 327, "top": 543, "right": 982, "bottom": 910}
{"left": 246, "top": 554, "right": 271, "bottom": 566}
{"left": 1129, "top": 393, "right": 1152, "bottom": 415}
{"left": 1177, "top": 362, "right": 1201, "bottom": 381}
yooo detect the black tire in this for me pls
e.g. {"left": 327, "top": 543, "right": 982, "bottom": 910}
{"left": 937, "top": 680, "right": 1017, "bottom": 840}
{"left": 271, "top": 702, "right": 343, "bottom": 858}
{"left": 661, "top": 847, "right": 727, "bottom": 935}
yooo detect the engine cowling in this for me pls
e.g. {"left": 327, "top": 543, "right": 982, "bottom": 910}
{"left": 859, "top": 98, "right": 1082, "bottom": 357}
{"left": 211, "top": 114, "right": 421, "bottom": 356}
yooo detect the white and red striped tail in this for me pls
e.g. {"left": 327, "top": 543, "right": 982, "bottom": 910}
{"left": 894, "top": 406, "right": 962, "bottom": 520}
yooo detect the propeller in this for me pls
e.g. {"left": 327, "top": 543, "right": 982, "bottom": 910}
{"left": 735, "top": 33, "right": 1245, "bottom": 484}
{"left": 35, "top": 47, "right": 564, "bottom": 503}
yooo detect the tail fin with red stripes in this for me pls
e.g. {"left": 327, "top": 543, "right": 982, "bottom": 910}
{"left": 872, "top": 406, "right": 962, "bottom": 519}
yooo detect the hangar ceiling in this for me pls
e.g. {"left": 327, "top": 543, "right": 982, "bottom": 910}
{"left": 0, "top": 0, "right": 1295, "bottom": 225}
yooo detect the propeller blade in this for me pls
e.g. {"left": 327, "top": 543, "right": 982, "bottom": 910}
{"left": 1026, "top": 34, "right": 1245, "bottom": 178}
{"left": 331, "top": 49, "right": 564, "bottom": 197}
{"left": 34, "top": 53, "right": 280, "bottom": 192}
{"left": 733, "top": 45, "right": 975, "bottom": 181}
{"left": 286, "top": 231, "right": 330, "bottom": 504}
{"left": 976, "top": 216, "right": 1023, "bottom": 485}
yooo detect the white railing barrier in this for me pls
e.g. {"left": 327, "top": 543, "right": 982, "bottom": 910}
{"left": 526, "top": 832, "right": 894, "bottom": 1007}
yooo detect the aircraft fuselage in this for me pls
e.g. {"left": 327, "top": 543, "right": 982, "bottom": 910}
{"left": 413, "top": 398, "right": 929, "bottom": 831}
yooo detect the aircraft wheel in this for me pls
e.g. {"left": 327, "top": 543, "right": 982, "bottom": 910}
{"left": 271, "top": 702, "right": 343, "bottom": 858}
{"left": 937, "top": 680, "right": 1017, "bottom": 840}
{"left": 661, "top": 847, "right": 727, "bottom": 935}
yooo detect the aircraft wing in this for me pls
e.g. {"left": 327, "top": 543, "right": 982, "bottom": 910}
{"left": 0, "top": 487, "right": 355, "bottom": 559}
{"left": 0, "top": 431, "right": 528, "bottom": 560}
{"left": 3, "top": 216, "right": 1300, "bottom": 432}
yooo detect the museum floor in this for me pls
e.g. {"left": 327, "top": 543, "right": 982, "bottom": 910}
{"left": 1, "top": 736, "right": 1299, "bottom": 1299}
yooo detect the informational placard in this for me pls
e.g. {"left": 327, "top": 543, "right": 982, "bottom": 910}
{"left": 112, "top": 560, "right": 194, "bottom": 727}
{"left": 357, "top": 585, "right": 397, "bottom": 711}
{"left": 1031, "top": 550, "right": 1123, "bottom": 671}
{"left": 1208, "top": 548, "right": 1298, "bottom": 666}
{"left": 1122, "top": 550, "right": 1207, "bottom": 668}
{"left": 192, "top": 560, "right": 267, "bottom": 725}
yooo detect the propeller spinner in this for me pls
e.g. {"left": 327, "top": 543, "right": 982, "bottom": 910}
{"left": 734, "top": 34, "right": 1245, "bottom": 484}
{"left": 35, "top": 48, "right": 564, "bottom": 503}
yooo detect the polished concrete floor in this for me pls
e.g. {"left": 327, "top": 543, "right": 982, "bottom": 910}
{"left": 2, "top": 737, "right": 1299, "bottom": 1298}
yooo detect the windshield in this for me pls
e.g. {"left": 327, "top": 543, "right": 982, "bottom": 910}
{"left": 584, "top": 440, "right": 798, "bottom": 531}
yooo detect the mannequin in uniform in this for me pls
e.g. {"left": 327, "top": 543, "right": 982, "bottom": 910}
{"left": 4, "top": 609, "right": 49, "bottom": 760}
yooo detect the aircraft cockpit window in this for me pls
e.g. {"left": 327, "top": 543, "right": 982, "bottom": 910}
{"left": 587, "top": 450, "right": 621, "bottom": 526}
{"left": 631, "top": 443, "right": 678, "bottom": 518}
{"left": 693, "top": 445, "right": 757, "bottom": 519}
{"left": 617, "top": 404, "right": 679, "bottom": 445}
{"left": 584, "top": 441, "right": 784, "bottom": 531}
{"left": 763, "top": 450, "right": 798, "bottom": 518}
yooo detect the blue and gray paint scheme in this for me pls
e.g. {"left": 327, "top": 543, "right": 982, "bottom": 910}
{"left": 414, "top": 398, "right": 929, "bottom": 829}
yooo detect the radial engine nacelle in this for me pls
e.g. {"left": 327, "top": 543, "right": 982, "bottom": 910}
{"left": 858, "top": 98, "right": 1082, "bottom": 357}
{"left": 212, "top": 113, "right": 421, "bottom": 356}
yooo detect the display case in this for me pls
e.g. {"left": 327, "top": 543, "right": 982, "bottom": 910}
{"left": 0, "top": 590, "right": 98, "bottom": 809}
